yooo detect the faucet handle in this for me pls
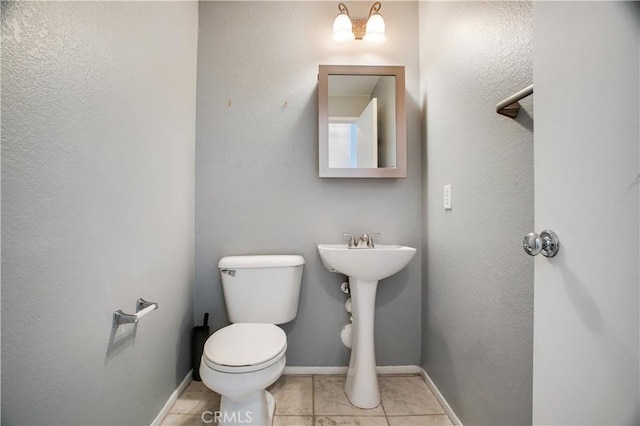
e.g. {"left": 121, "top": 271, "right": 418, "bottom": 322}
{"left": 368, "top": 233, "right": 381, "bottom": 248}
{"left": 343, "top": 233, "right": 356, "bottom": 248}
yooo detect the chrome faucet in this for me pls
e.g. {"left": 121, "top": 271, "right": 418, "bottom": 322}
{"left": 344, "top": 233, "right": 381, "bottom": 248}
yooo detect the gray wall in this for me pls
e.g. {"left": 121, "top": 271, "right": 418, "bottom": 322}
{"left": 419, "top": 2, "right": 534, "bottom": 425}
{"left": 1, "top": 2, "right": 197, "bottom": 425}
{"left": 195, "top": 1, "right": 422, "bottom": 367}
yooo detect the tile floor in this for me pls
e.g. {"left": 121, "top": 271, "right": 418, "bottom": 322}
{"left": 161, "top": 374, "right": 453, "bottom": 426}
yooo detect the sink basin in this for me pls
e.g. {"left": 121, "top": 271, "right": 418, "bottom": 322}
{"left": 317, "top": 244, "right": 416, "bottom": 282}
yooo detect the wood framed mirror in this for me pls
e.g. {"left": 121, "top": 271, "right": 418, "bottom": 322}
{"left": 318, "top": 65, "right": 406, "bottom": 178}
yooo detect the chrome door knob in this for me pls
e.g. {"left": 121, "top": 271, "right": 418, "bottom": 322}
{"left": 523, "top": 230, "right": 559, "bottom": 257}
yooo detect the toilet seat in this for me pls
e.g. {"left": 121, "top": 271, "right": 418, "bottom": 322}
{"left": 203, "top": 323, "right": 287, "bottom": 374}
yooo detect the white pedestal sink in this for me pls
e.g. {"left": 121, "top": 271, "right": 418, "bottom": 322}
{"left": 317, "top": 244, "right": 417, "bottom": 409}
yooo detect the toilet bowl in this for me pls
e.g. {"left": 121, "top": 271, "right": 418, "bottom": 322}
{"left": 199, "top": 255, "right": 305, "bottom": 426}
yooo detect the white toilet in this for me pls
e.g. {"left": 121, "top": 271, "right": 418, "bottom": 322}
{"left": 199, "top": 255, "right": 305, "bottom": 426}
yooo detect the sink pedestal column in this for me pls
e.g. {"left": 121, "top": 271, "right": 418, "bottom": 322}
{"left": 344, "top": 277, "right": 381, "bottom": 409}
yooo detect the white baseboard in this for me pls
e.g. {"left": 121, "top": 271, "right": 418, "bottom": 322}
{"left": 284, "top": 366, "right": 347, "bottom": 375}
{"left": 151, "top": 369, "right": 192, "bottom": 426}
{"left": 283, "top": 365, "right": 421, "bottom": 376}
{"left": 420, "top": 367, "right": 463, "bottom": 426}
{"left": 376, "top": 365, "right": 421, "bottom": 374}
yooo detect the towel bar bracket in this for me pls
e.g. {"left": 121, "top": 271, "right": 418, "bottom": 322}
{"left": 497, "top": 102, "right": 522, "bottom": 118}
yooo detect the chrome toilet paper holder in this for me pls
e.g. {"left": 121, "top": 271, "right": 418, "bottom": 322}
{"left": 113, "top": 298, "right": 158, "bottom": 327}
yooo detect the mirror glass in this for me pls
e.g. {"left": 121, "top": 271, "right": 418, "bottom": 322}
{"left": 328, "top": 75, "right": 395, "bottom": 168}
{"left": 319, "top": 65, "right": 406, "bottom": 178}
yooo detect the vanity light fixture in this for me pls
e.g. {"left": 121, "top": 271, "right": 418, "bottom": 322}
{"left": 332, "top": 2, "right": 386, "bottom": 43}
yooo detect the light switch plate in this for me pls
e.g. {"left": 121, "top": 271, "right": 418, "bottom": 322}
{"left": 444, "top": 184, "right": 452, "bottom": 210}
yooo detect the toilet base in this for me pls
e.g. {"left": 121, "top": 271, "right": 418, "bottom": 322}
{"left": 200, "top": 353, "right": 285, "bottom": 426}
{"left": 218, "top": 390, "right": 275, "bottom": 426}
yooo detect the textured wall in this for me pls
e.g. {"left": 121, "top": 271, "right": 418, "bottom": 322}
{"left": 195, "top": 1, "right": 422, "bottom": 366}
{"left": 419, "top": 2, "right": 534, "bottom": 424}
{"left": 1, "top": 2, "right": 197, "bottom": 424}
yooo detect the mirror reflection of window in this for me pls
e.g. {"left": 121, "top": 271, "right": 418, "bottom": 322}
{"left": 328, "top": 122, "right": 357, "bottom": 168}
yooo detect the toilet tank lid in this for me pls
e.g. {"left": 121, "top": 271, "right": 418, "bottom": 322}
{"left": 218, "top": 255, "right": 305, "bottom": 269}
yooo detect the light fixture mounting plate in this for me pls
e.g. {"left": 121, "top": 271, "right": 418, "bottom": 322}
{"left": 352, "top": 20, "right": 367, "bottom": 39}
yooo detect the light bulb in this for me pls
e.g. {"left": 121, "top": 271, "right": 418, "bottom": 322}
{"left": 363, "top": 13, "right": 385, "bottom": 42}
{"left": 333, "top": 12, "right": 355, "bottom": 42}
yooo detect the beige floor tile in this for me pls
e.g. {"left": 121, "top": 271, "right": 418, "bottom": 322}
{"left": 315, "top": 416, "right": 389, "bottom": 426}
{"left": 164, "top": 375, "right": 455, "bottom": 426}
{"left": 314, "top": 376, "right": 385, "bottom": 416}
{"left": 269, "top": 376, "right": 313, "bottom": 415}
{"left": 273, "top": 415, "right": 314, "bottom": 426}
{"left": 161, "top": 413, "right": 206, "bottom": 426}
{"left": 178, "top": 381, "right": 214, "bottom": 399}
{"left": 387, "top": 415, "right": 453, "bottom": 426}
{"left": 169, "top": 381, "right": 221, "bottom": 415}
{"left": 379, "top": 376, "right": 445, "bottom": 416}
{"left": 184, "top": 381, "right": 208, "bottom": 393}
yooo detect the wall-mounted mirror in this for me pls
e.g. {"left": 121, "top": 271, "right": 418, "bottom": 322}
{"left": 318, "top": 65, "right": 406, "bottom": 178}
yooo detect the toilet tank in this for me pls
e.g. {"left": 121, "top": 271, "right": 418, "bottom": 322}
{"left": 218, "top": 255, "right": 305, "bottom": 324}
